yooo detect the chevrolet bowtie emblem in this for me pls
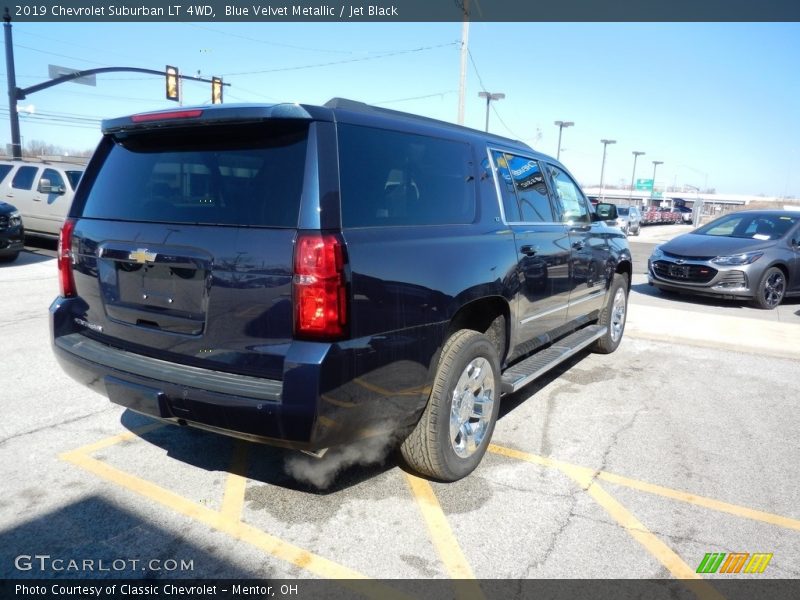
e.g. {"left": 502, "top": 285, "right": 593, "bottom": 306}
{"left": 129, "top": 248, "right": 158, "bottom": 264}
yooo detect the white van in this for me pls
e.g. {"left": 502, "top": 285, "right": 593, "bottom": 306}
{"left": 0, "top": 160, "right": 85, "bottom": 237}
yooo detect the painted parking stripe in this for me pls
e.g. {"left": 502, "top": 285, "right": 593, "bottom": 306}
{"left": 488, "top": 445, "right": 725, "bottom": 599}
{"left": 405, "top": 473, "right": 484, "bottom": 599}
{"left": 60, "top": 436, "right": 413, "bottom": 600}
{"left": 220, "top": 441, "right": 249, "bottom": 523}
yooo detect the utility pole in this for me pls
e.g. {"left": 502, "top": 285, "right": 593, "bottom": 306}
{"left": 4, "top": 8, "right": 22, "bottom": 159}
{"left": 629, "top": 151, "right": 645, "bottom": 201}
{"left": 599, "top": 139, "right": 616, "bottom": 201}
{"left": 456, "top": 1, "right": 469, "bottom": 125}
{"left": 554, "top": 120, "right": 574, "bottom": 161}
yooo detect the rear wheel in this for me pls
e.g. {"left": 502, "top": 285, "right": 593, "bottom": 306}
{"left": 400, "top": 329, "right": 501, "bottom": 482}
{"left": 751, "top": 267, "right": 786, "bottom": 310}
{"left": 592, "top": 272, "right": 629, "bottom": 354}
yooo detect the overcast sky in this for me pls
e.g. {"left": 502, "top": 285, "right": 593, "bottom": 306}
{"left": 3, "top": 21, "right": 798, "bottom": 197}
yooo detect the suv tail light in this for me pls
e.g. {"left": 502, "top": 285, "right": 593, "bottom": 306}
{"left": 58, "top": 218, "right": 76, "bottom": 298}
{"left": 293, "top": 233, "right": 348, "bottom": 339}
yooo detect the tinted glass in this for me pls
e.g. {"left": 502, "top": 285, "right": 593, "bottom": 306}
{"left": 12, "top": 166, "right": 38, "bottom": 190}
{"left": 490, "top": 152, "right": 520, "bottom": 221}
{"left": 0, "top": 164, "right": 13, "bottom": 183}
{"left": 65, "top": 170, "right": 82, "bottom": 190}
{"left": 339, "top": 124, "right": 475, "bottom": 227}
{"left": 80, "top": 122, "right": 308, "bottom": 227}
{"left": 547, "top": 164, "right": 590, "bottom": 224}
{"left": 42, "top": 168, "right": 65, "bottom": 190}
{"left": 505, "top": 155, "right": 555, "bottom": 223}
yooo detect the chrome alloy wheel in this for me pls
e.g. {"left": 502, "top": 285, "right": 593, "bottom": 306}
{"left": 449, "top": 357, "right": 495, "bottom": 458}
{"left": 610, "top": 287, "right": 627, "bottom": 343}
{"left": 762, "top": 270, "right": 786, "bottom": 308}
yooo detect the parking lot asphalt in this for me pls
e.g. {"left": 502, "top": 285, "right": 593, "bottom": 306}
{"left": 1, "top": 235, "right": 798, "bottom": 589}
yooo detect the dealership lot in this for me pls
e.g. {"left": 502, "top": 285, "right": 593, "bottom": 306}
{"left": 1, "top": 235, "right": 799, "bottom": 587}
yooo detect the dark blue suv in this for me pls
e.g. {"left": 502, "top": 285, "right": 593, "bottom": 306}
{"left": 50, "top": 99, "right": 631, "bottom": 481}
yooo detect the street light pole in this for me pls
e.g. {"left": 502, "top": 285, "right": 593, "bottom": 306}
{"left": 599, "top": 139, "right": 616, "bottom": 201}
{"left": 554, "top": 120, "right": 574, "bottom": 161}
{"left": 3, "top": 8, "right": 22, "bottom": 160}
{"left": 629, "top": 151, "right": 645, "bottom": 201}
{"left": 478, "top": 91, "right": 505, "bottom": 132}
{"left": 651, "top": 161, "right": 664, "bottom": 205}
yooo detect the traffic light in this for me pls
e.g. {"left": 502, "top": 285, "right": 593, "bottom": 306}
{"left": 212, "top": 77, "right": 223, "bottom": 104}
{"left": 165, "top": 65, "right": 179, "bottom": 102}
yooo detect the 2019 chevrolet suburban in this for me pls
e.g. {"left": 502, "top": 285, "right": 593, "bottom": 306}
{"left": 50, "top": 99, "right": 632, "bottom": 481}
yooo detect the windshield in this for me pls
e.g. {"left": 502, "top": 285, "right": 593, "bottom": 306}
{"left": 694, "top": 213, "right": 798, "bottom": 240}
{"left": 617, "top": 207, "right": 629, "bottom": 216}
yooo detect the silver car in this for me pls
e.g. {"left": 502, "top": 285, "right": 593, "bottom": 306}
{"left": 616, "top": 205, "right": 642, "bottom": 236}
{"left": 648, "top": 210, "right": 800, "bottom": 309}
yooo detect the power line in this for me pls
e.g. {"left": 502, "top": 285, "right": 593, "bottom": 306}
{"left": 373, "top": 91, "right": 458, "bottom": 105}
{"left": 222, "top": 41, "right": 458, "bottom": 76}
{"left": 467, "top": 47, "right": 522, "bottom": 140}
{"left": 187, "top": 24, "right": 355, "bottom": 55}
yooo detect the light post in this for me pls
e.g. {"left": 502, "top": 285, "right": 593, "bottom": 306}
{"left": 651, "top": 160, "right": 663, "bottom": 205}
{"left": 478, "top": 91, "right": 505, "bottom": 132}
{"left": 554, "top": 120, "right": 574, "bottom": 161}
{"left": 629, "top": 151, "right": 645, "bottom": 201}
{"left": 599, "top": 139, "right": 616, "bottom": 201}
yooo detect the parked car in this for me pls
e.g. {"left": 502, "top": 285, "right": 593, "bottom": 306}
{"left": 0, "top": 200, "right": 24, "bottom": 262}
{"left": 51, "top": 99, "right": 632, "bottom": 481}
{"left": 672, "top": 205, "right": 694, "bottom": 223}
{"left": 0, "top": 160, "right": 85, "bottom": 237}
{"left": 616, "top": 206, "right": 642, "bottom": 236}
{"left": 648, "top": 210, "right": 800, "bottom": 309}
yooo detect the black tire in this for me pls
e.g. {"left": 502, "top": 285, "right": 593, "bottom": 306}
{"left": 400, "top": 329, "right": 501, "bottom": 482}
{"left": 633, "top": 225, "right": 641, "bottom": 236}
{"left": 0, "top": 252, "right": 19, "bottom": 263}
{"left": 591, "top": 272, "right": 629, "bottom": 354}
{"left": 751, "top": 267, "right": 786, "bottom": 310}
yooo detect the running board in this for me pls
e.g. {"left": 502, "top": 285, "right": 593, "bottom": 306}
{"left": 501, "top": 325, "right": 607, "bottom": 395}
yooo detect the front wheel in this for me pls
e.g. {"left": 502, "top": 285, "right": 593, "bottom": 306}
{"left": 400, "top": 329, "right": 501, "bottom": 482}
{"left": 751, "top": 267, "right": 786, "bottom": 310}
{"left": 0, "top": 252, "right": 19, "bottom": 263}
{"left": 591, "top": 272, "right": 629, "bottom": 354}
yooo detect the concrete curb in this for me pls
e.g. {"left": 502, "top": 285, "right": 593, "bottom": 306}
{"left": 626, "top": 303, "right": 800, "bottom": 360}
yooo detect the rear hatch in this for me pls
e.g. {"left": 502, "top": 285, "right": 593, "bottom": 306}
{"left": 67, "top": 110, "right": 312, "bottom": 380}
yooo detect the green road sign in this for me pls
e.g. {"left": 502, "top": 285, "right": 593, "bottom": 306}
{"left": 635, "top": 178, "right": 654, "bottom": 190}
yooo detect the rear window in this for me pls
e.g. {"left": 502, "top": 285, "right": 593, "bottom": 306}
{"left": 338, "top": 124, "right": 475, "bottom": 227}
{"left": 79, "top": 122, "right": 308, "bottom": 227}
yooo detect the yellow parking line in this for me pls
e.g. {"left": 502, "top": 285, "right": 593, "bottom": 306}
{"left": 595, "top": 471, "right": 800, "bottom": 532}
{"left": 220, "top": 441, "right": 249, "bottom": 523}
{"left": 488, "top": 445, "right": 724, "bottom": 599}
{"left": 66, "top": 422, "right": 165, "bottom": 455}
{"left": 405, "top": 473, "right": 483, "bottom": 600}
{"left": 59, "top": 434, "right": 412, "bottom": 599}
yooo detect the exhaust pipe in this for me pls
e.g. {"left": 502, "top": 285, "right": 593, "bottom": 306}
{"left": 300, "top": 447, "right": 328, "bottom": 459}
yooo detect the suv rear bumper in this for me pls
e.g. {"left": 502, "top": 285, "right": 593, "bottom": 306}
{"left": 50, "top": 297, "right": 433, "bottom": 451}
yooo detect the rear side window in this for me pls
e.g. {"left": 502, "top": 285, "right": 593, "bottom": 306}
{"left": 338, "top": 124, "right": 475, "bottom": 227}
{"left": 65, "top": 170, "right": 82, "bottom": 190}
{"left": 0, "top": 164, "right": 13, "bottom": 183}
{"left": 79, "top": 121, "right": 308, "bottom": 228}
{"left": 12, "top": 166, "right": 38, "bottom": 190}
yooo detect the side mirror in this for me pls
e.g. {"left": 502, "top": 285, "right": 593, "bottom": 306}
{"left": 594, "top": 202, "right": 618, "bottom": 221}
{"left": 38, "top": 178, "right": 65, "bottom": 194}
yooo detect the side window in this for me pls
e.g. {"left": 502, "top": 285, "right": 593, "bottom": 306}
{"left": 12, "top": 166, "right": 38, "bottom": 190}
{"left": 41, "top": 168, "right": 66, "bottom": 190}
{"left": 339, "top": 125, "right": 475, "bottom": 227}
{"left": 491, "top": 151, "right": 555, "bottom": 223}
{"left": 0, "top": 164, "right": 13, "bottom": 184}
{"left": 490, "top": 151, "right": 520, "bottom": 221}
{"left": 547, "top": 164, "right": 591, "bottom": 225}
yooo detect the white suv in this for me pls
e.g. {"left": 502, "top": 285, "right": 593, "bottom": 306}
{"left": 0, "top": 160, "right": 85, "bottom": 237}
